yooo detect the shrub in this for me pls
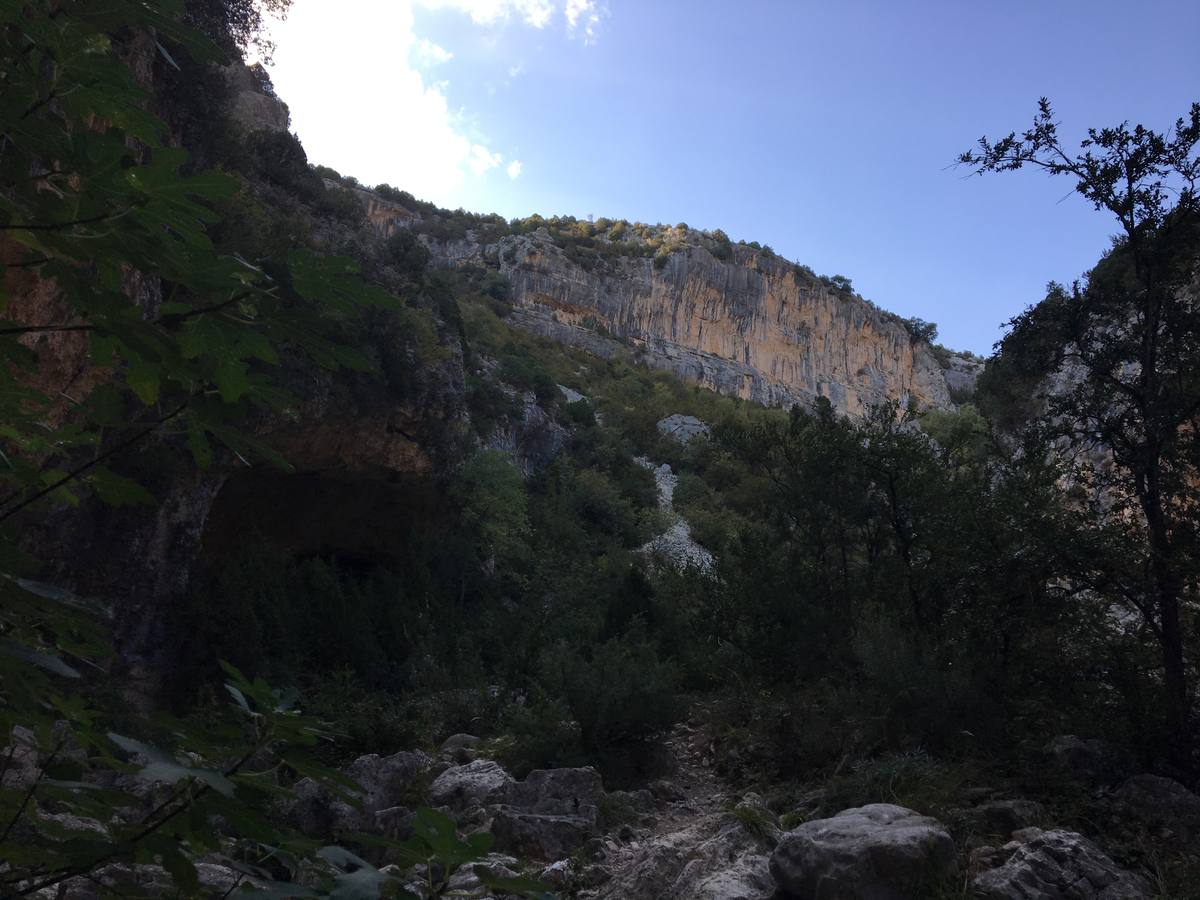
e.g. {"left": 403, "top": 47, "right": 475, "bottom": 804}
{"left": 828, "top": 274, "right": 854, "bottom": 293}
{"left": 539, "top": 629, "right": 681, "bottom": 753}
{"left": 903, "top": 316, "right": 939, "bottom": 344}
{"left": 499, "top": 697, "right": 587, "bottom": 774}
{"left": 384, "top": 229, "right": 430, "bottom": 281}
{"left": 710, "top": 228, "right": 734, "bottom": 261}
{"left": 498, "top": 345, "right": 559, "bottom": 405}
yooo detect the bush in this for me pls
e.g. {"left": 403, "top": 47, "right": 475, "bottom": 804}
{"left": 499, "top": 697, "right": 587, "bottom": 774}
{"left": 903, "top": 316, "right": 939, "bottom": 344}
{"left": 709, "top": 228, "right": 734, "bottom": 261}
{"left": 498, "top": 345, "right": 559, "bottom": 405}
{"left": 539, "top": 630, "right": 681, "bottom": 753}
{"left": 385, "top": 229, "right": 430, "bottom": 282}
{"left": 828, "top": 274, "right": 854, "bottom": 293}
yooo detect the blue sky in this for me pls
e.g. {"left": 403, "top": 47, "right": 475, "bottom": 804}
{"left": 267, "top": 1, "right": 1199, "bottom": 355}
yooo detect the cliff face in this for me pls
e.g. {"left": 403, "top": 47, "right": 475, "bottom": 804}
{"left": 365, "top": 202, "right": 979, "bottom": 416}
{"left": 502, "top": 239, "right": 963, "bottom": 416}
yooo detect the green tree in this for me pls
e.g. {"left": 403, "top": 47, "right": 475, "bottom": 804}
{"left": 961, "top": 98, "right": 1200, "bottom": 763}
{"left": 902, "top": 316, "right": 938, "bottom": 344}
{"left": 0, "top": 5, "right": 554, "bottom": 896}
{"left": 0, "top": 0, "right": 397, "bottom": 542}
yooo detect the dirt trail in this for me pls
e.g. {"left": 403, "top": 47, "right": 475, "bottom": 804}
{"left": 653, "top": 711, "right": 736, "bottom": 828}
{"left": 577, "top": 706, "right": 776, "bottom": 900}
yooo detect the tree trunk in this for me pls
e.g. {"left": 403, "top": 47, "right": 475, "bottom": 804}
{"left": 1141, "top": 477, "right": 1192, "bottom": 768}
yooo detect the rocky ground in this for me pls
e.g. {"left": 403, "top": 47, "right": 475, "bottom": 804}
{"left": 8, "top": 704, "right": 1199, "bottom": 898}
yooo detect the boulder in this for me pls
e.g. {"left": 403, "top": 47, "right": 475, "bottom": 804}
{"left": 1116, "top": 774, "right": 1200, "bottom": 831}
{"left": 439, "top": 733, "right": 482, "bottom": 764}
{"left": 489, "top": 766, "right": 606, "bottom": 859}
{"left": 443, "top": 853, "right": 519, "bottom": 895}
{"left": 504, "top": 767, "right": 604, "bottom": 822}
{"left": 972, "top": 828, "right": 1152, "bottom": 899}
{"left": 589, "top": 811, "right": 774, "bottom": 899}
{"left": 2, "top": 726, "right": 41, "bottom": 790}
{"left": 428, "top": 759, "right": 513, "bottom": 814}
{"left": 1044, "top": 735, "right": 1113, "bottom": 780}
{"left": 490, "top": 808, "right": 596, "bottom": 860}
{"left": 541, "top": 858, "right": 573, "bottom": 888}
{"left": 346, "top": 749, "right": 433, "bottom": 813}
{"left": 283, "top": 749, "right": 431, "bottom": 836}
{"left": 769, "top": 803, "right": 956, "bottom": 900}
{"left": 656, "top": 414, "right": 710, "bottom": 444}
{"left": 973, "top": 799, "right": 1046, "bottom": 836}
{"left": 648, "top": 779, "right": 686, "bottom": 802}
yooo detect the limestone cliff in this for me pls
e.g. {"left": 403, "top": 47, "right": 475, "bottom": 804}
{"left": 491, "top": 237, "right": 967, "bottom": 417}
{"left": 362, "top": 196, "right": 979, "bottom": 417}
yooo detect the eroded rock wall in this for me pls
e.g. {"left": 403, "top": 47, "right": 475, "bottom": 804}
{"left": 391, "top": 217, "right": 977, "bottom": 417}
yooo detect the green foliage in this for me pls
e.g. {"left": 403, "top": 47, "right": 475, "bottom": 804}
{"left": 962, "top": 98, "right": 1200, "bottom": 764}
{"left": 169, "top": 547, "right": 413, "bottom": 700}
{"left": 453, "top": 451, "right": 531, "bottom": 566}
{"left": 497, "top": 344, "right": 559, "bottom": 405}
{"left": 384, "top": 230, "right": 432, "bottom": 285}
{"left": 823, "top": 751, "right": 974, "bottom": 822}
{"left": 0, "top": 6, "right": 547, "bottom": 895}
{"left": 974, "top": 281, "right": 1074, "bottom": 430}
{"left": 728, "top": 798, "right": 778, "bottom": 842}
{"left": 919, "top": 404, "right": 990, "bottom": 467}
{"left": 185, "top": 0, "right": 293, "bottom": 62}
{"left": 902, "top": 316, "right": 939, "bottom": 344}
{"left": 538, "top": 629, "right": 681, "bottom": 754}
{"left": 0, "top": 576, "right": 556, "bottom": 898}
{"left": 0, "top": 0, "right": 397, "bottom": 540}
{"left": 708, "top": 228, "right": 734, "bottom": 261}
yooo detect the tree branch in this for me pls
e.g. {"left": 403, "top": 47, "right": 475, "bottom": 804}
{"left": 0, "top": 402, "right": 188, "bottom": 525}
{"left": 0, "top": 323, "right": 95, "bottom": 336}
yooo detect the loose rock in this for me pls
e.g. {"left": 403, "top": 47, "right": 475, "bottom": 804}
{"left": 428, "top": 759, "right": 514, "bottom": 814}
{"left": 972, "top": 828, "right": 1152, "bottom": 900}
{"left": 769, "top": 803, "right": 956, "bottom": 900}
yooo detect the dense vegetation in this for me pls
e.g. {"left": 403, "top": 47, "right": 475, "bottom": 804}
{"left": 2, "top": 1, "right": 1198, "bottom": 896}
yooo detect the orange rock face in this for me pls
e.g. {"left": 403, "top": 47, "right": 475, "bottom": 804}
{"left": 424, "top": 228, "right": 975, "bottom": 417}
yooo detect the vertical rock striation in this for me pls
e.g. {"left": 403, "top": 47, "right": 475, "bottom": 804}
{"left": 379, "top": 209, "right": 979, "bottom": 417}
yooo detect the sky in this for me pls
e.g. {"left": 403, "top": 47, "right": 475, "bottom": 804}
{"left": 265, "top": 0, "right": 1200, "bottom": 355}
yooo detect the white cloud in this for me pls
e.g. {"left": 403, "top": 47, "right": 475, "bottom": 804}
{"left": 565, "top": 0, "right": 603, "bottom": 43}
{"left": 417, "top": 0, "right": 554, "bottom": 29}
{"left": 469, "top": 145, "right": 503, "bottom": 175}
{"left": 266, "top": 0, "right": 602, "bottom": 207}
{"left": 413, "top": 38, "right": 453, "bottom": 65}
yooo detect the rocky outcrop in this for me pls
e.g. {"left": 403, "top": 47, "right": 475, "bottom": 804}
{"left": 283, "top": 749, "right": 433, "bottom": 837}
{"left": 1115, "top": 774, "right": 1200, "bottom": 839}
{"left": 636, "top": 457, "right": 714, "bottom": 573}
{"left": 355, "top": 196, "right": 987, "bottom": 419}
{"left": 223, "top": 63, "right": 289, "bottom": 134}
{"left": 482, "top": 388, "right": 569, "bottom": 474}
{"left": 769, "top": 804, "right": 956, "bottom": 900}
{"left": 971, "top": 799, "right": 1047, "bottom": 837}
{"left": 583, "top": 811, "right": 775, "bottom": 900}
{"left": 490, "top": 767, "right": 606, "bottom": 860}
{"left": 971, "top": 828, "right": 1152, "bottom": 900}
{"left": 408, "top": 223, "right": 979, "bottom": 418}
{"left": 656, "top": 413, "right": 711, "bottom": 444}
{"left": 428, "top": 759, "right": 514, "bottom": 814}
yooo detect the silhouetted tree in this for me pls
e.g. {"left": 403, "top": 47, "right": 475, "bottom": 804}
{"left": 961, "top": 98, "right": 1200, "bottom": 765}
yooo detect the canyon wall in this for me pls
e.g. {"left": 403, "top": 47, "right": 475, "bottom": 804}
{"left": 496, "top": 236, "right": 970, "bottom": 417}
{"left": 361, "top": 197, "right": 980, "bottom": 416}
